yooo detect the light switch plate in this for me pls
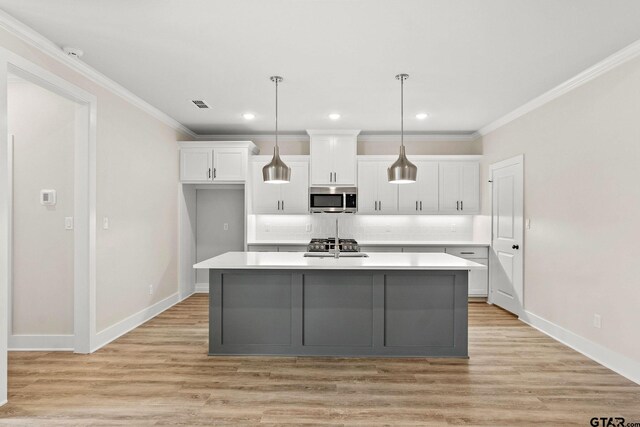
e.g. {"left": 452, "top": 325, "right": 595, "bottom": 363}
{"left": 525, "top": 218, "right": 531, "bottom": 230}
{"left": 223, "top": 223, "right": 229, "bottom": 231}
{"left": 65, "top": 217, "right": 74, "bottom": 230}
{"left": 103, "top": 217, "right": 109, "bottom": 230}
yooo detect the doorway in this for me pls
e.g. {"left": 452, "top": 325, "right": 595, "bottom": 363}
{"left": 7, "top": 74, "right": 77, "bottom": 349}
{"left": 489, "top": 155, "right": 524, "bottom": 316}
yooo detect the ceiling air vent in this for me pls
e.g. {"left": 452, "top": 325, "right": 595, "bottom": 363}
{"left": 192, "top": 100, "right": 210, "bottom": 109}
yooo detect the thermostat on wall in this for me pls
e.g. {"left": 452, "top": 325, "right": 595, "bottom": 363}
{"left": 40, "top": 189, "right": 56, "bottom": 206}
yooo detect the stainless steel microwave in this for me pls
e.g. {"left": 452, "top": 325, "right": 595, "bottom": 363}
{"left": 309, "top": 187, "right": 357, "bottom": 213}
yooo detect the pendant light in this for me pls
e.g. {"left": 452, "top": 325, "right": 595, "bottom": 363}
{"left": 263, "top": 76, "right": 291, "bottom": 183}
{"left": 387, "top": 73, "right": 417, "bottom": 184}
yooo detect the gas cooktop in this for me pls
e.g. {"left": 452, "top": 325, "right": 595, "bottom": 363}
{"left": 307, "top": 238, "right": 360, "bottom": 253}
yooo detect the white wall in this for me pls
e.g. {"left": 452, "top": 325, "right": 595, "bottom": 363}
{"left": 253, "top": 137, "right": 482, "bottom": 156}
{"left": 481, "top": 55, "right": 640, "bottom": 363}
{"left": 195, "top": 188, "right": 244, "bottom": 284}
{"left": 8, "top": 78, "right": 75, "bottom": 336}
{"left": 0, "top": 27, "right": 190, "bottom": 336}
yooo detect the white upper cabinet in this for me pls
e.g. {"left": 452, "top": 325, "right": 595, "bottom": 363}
{"left": 398, "top": 161, "right": 439, "bottom": 214}
{"left": 179, "top": 142, "right": 257, "bottom": 183}
{"left": 438, "top": 161, "right": 480, "bottom": 213}
{"left": 252, "top": 159, "right": 309, "bottom": 214}
{"left": 357, "top": 161, "right": 398, "bottom": 214}
{"left": 213, "top": 148, "right": 246, "bottom": 181}
{"left": 308, "top": 130, "right": 359, "bottom": 186}
{"left": 180, "top": 148, "right": 211, "bottom": 182}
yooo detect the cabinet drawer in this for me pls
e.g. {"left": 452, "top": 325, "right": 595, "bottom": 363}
{"left": 445, "top": 246, "right": 488, "bottom": 259}
{"left": 359, "top": 246, "right": 402, "bottom": 253}
{"left": 278, "top": 245, "right": 307, "bottom": 252}
{"left": 402, "top": 246, "right": 446, "bottom": 253}
{"left": 247, "top": 245, "right": 279, "bottom": 252}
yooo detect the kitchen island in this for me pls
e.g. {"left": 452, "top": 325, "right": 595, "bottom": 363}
{"left": 194, "top": 252, "right": 485, "bottom": 357}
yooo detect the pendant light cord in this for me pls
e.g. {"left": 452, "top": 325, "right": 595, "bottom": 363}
{"left": 275, "top": 77, "right": 279, "bottom": 149}
{"left": 400, "top": 75, "right": 404, "bottom": 148}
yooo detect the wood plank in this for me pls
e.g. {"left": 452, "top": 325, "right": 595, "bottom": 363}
{"left": 0, "top": 295, "right": 638, "bottom": 425}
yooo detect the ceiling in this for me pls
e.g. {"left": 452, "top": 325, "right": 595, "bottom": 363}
{"left": 2, "top": 0, "right": 640, "bottom": 135}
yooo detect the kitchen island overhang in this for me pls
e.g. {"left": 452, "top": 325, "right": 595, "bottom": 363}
{"left": 195, "top": 252, "right": 486, "bottom": 358}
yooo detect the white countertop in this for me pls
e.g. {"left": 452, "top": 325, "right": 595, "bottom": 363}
{"left": 247, "top": 240, "right": 490, "bottom": 247}
{"left": 194, "top": 251, "right": 487, "bottom": 270}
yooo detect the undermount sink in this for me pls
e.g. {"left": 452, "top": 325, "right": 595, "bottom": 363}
{"left": 304, "top": 252, "right": 369, "bottom": 258}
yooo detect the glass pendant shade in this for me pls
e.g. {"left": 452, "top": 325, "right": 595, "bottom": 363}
{"left": 262, "top": 145, "right": 291, "bottom": 183}
{"left": 387, "top": 145, "right": 417, "bottom": 183}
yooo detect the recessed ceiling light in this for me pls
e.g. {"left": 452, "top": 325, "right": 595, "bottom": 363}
{"left": 329, "top": 113, "right": 341, "bottom": 120}
{"left": 416, "top": 113, "right": 429, "bottom": 120}
{"left": 243, "top": 113, "right": 255, "bottom": 120}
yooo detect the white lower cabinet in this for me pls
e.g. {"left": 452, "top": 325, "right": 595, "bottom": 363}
{"left": 356, "top": 245, "right": 488, "bottom": 297}
{"left": 252, "top": 160, "right": 309, "bottom": 214}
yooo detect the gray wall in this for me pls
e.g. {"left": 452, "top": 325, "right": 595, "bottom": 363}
{"left": 196, "top": 188, "right": 245, "bottom": 284}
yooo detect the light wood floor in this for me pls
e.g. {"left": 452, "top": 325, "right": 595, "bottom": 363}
{"left": 1, "top": 294, "right": 639, "bottom": 426}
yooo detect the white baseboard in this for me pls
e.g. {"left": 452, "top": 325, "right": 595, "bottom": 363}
{"left": 8, "top": 334, "right": 74, "bottom": 351}
{"left": 92, "top": 292, "right": 180, "bottom": 352}
{"left": 520, "top": 310, "right": 640, "bottom": 385}
{"left": 195, "top": 282, "right": 209, "bottom": 293}
{"left": 0, "top": 400, "right": 6, "bottom": 407}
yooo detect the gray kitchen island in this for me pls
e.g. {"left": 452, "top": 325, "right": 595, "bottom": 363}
{"left": 194, "top": 252, "right": 485, "bottom": 358}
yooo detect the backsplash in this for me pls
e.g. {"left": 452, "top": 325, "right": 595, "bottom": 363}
{"left": 248, "top": 214, "right": 477, "bottom": 242}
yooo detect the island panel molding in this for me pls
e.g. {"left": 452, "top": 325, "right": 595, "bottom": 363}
{"left": 206, "top": 268, "right": 469, "bottom": 357}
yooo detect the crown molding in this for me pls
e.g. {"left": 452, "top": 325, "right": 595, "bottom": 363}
{"left": 479, "top": 38, "right": 640, "bottom": 136}
{"left": 0, "top": 9, "right": 197, "bottom": 138}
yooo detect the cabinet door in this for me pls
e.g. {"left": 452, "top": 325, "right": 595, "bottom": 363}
{"left": 251, "top": 162, "right": 281, "bottom": 214}
{"left": 397, "top": 181, "right": 419, "bottom": 214}
{"left": 417, "top": 161, "right": 439, "bottom": 213}
{"left": 280, "top": 162, "right": 309, "bottom": 214}
{"left": 468, "top": 259, "right": 488, "bottom": 296}
{"left": 357, "top": 162, "right": 378, "bottom": 214}
{"left": 180, "top": 149, "right": 211, "bottom": 182}
{"left": 332, "top": 136, "right": 357, "bottom": 186}
{"left": 459, "top": 162, "right": 480, "bottom": 213}
{"left": 310, "top": 136, "right": 333, "bottom": 186}
{"left": 213, "top": 148, "right": 246, "bottom": 181}
{"left": 438, "top": 162, "right": 461, "bottom": 212}
{"left": 376, "top": 163, "right": 398, "bottom": 214}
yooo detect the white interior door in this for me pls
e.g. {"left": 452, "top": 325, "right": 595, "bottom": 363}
{"left": 490, "top": 155, "right": 524, "bottom": 316}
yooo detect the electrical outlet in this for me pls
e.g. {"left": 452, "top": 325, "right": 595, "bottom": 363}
{"left": 223, "top": 223, "right": 229, "bottom": 231}
{"left": 593, "top": 314, "right": 602, "bottom": 329}
{"left": 103, "top": 217, "right": 109, "bottom": 230}
{"left": 306, "top": 224, "right": 312, "bottom": 232}
{"left": 450, "top": 223, "right": 456, "bottom": 232}
{"left": 149, "top": 285, "right": 153, "bottom": 295}
{"left": 265, "top": 223, "right": 270, "bottom": 232}
{"left": 64, "top": 217, "right": 74, "bottom": 230}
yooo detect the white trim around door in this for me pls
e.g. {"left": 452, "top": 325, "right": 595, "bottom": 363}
{"left": 0, "top": 47, "right": 98, "bottom": 404}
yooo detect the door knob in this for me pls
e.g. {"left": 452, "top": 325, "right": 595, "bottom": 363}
{"left": 512, "top": 244, "right": 519, "bottom": 250}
